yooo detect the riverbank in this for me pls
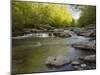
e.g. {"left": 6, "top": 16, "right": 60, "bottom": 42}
{"left": 12, "top": 24, "right": 96, "bottom": 38}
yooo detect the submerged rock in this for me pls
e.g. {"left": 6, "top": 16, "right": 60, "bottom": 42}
{"left": 45, "top": 56, "right": 71, "bottom": 67}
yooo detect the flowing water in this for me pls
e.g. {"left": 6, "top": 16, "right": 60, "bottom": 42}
{"left": 12, "top": 30, "right": 95, "bottom": 74}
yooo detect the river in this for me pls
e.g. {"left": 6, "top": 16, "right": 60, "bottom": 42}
{"left": 12, "top": 30, "right": 95, "bottom": 74}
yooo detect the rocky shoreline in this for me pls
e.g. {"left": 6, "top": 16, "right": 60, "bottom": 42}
{"left": 13, "top": 24, "right": 96, "bottom": 38}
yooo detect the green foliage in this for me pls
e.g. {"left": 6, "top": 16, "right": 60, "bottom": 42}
{"left": 77, "top": 6, "right": 96, "bottom": 26}
{"left": 12, "top": 2, "right": 40, "bottom": 31}
{"left": 12, "top": 1, "right": 96, "bottom": 34}
{"left": 12, "top": 2, "right": 73, "bottom": 32}
{"left": 47, "top": 4, "right": 73, "bottom": 27}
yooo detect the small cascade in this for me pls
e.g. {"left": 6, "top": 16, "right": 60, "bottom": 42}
{"left": 12, "top": 33, "right": 50, "bottom": 39}
{"left": 63, "top": 30, "right": 90, "bottom": 45}
{"left": 12, "top": 34, "right": 32, "bottom": 39}
{"left": 34, "top": 33, "right": 49, "bottom": 37}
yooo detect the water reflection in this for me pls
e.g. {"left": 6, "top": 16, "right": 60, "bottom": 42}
{"left": 12, "top": 36, "right": 94, "bottom": 74}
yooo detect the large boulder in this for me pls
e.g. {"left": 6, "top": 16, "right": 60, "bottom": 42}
{"left": 84, "top": 55, "right": 96, "bottom": 62}
{"left": 79, "top": 55, "right": 96, "bottom": 62}
{"left": 45, "top": 56, "right": 71, "bottom": 67}
{"left": 72, "top": 40, "right": 96, "bottom": 51}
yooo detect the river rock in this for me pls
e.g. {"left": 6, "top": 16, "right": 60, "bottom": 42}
{"left": 71, "top": 24, "right": 96, "bottom": 37}
{"left": 53, "top": 32, "right": 71, "bottom": 38}
{"left": 45, "top": 56, "right": 56, "bottom": 65}
{"left": 71, "top": 27, "right": 84, "bottom": 33}
{"left": 23, "top": 28, "right": 32, "bottom": 34}
{"left": 78, "top": 56, "right": 84, "bottom": 60}
{"left": 71, "top": 61, "right": 80, "bottom": 66}
{"left": 31, "top": 28, "right": 46, "bottom": 33}
{"left": 45, "top": 56, "right": 71, "bottom": 67}
{"left": 84, "top": 55, "right": 96, "bottom": 62}
{"left": 90, "top": 31, "right": 96, "bottom": 37}
{"left": 42, "top": 24, "right": 55, "bottom": 30}
{"left": 48, "top": 29, "right": 64, "bottom": 33}
{"left": 76, "top": 28, "right": 95, "bottom": 37}
{"left": 80, "top": 64, "right": 87, "bottom": 68}
{"left": 33, "top": 24, "right": 54, "bottom": 30}
{"left": 77, "top": 30, "right": 94, "bottom": 37}
{"left": 53, "top": 29, "right": 64, "bottom": 32}
{"left": 73, "top": 66, "right": 80, "bottom": 70}
{"left": 84, "top": 24, "right": 96, "bottom": 32}
{"left": 72, "top": 40, "right": 96, "bottom": 51}
{"left": 79, "top": 55, "right": 96, "bottom": 62}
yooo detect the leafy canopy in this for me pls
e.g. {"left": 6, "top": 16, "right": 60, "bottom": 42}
{"left": 77, "top": 6, "right": 96, "bottom": 26}
{"left": 12, "top": 2, "right": 73, "bottom": 32}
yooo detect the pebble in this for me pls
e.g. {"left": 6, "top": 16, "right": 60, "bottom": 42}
{"left": 80, "top": 64, "right": 87, "bottom": 68}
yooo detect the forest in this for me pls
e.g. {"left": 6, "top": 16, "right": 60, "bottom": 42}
{"left": 12, "top": 1, "right": 96, "bottom": 36}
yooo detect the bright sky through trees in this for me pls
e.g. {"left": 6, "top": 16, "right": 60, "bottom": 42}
{"left": 67, "top": 5, "right": 81, "bottom": 20}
